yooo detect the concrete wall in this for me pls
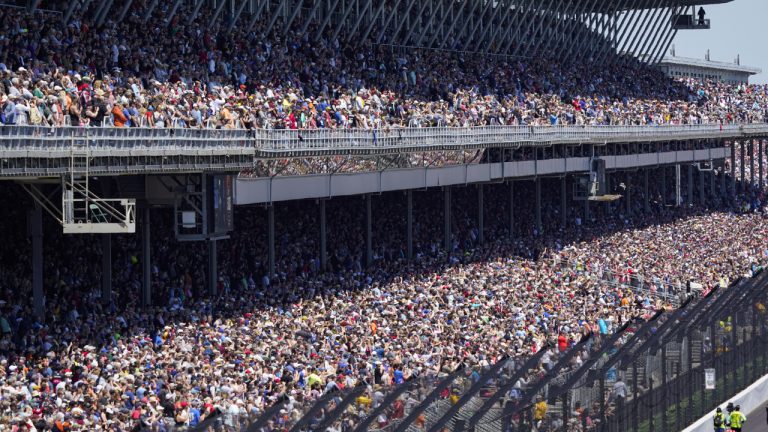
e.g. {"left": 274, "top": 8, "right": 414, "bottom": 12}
{"left": 683, "top": 372, "right": 768, "bottom": 432}
{"left": 235, "top": 148, "right": 727, "bottom": 205}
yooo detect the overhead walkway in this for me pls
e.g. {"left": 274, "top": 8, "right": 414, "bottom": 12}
{"left": 0, "top": 124, "right": 765, "bottom": 178}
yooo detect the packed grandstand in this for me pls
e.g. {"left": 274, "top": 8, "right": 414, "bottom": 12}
{"left": 0, "top": 1, "right": 767, "bottom": 432}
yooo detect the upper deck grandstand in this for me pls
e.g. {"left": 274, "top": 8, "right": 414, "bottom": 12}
{"left": 0, "top": 1, "right": 765, "bottom": 431}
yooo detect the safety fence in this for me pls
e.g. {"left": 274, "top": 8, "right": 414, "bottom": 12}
{"left": 0, "top": 123, "right": 766, "bottom": 154}
{"left": 200, "top": 269, "right": 767, "bottom": 432}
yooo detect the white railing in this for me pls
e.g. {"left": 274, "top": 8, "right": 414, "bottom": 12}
{"left": 0, "top": 123, "right": 766, "bottom": 153}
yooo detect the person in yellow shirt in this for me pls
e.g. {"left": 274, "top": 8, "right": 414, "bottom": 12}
{"left": 534, "top": 400, "right": 547, "bottom": 420}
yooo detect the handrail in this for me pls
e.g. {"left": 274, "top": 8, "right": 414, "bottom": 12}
{"left": 0, "top": 123, "right": 765, "bottom": 154}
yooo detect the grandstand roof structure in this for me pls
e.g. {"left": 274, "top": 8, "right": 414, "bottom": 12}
{"left": 18, "top": 0, "right": 732, "bottom": 63}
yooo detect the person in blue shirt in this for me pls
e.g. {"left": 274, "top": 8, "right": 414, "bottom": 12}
{"left": 189, "top": 404, "right": 201, "bottom": 427}
{"left": 393, "top": 369, "right": 404, "bottom": 384}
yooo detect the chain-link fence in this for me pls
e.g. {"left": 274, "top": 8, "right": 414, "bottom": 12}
{"left": 188, "top": 269, "right": 766, "bottom": 432}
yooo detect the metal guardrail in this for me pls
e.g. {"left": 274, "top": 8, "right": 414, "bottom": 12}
{"left": 0, "top": 124, "right": 766, "bottom": 155}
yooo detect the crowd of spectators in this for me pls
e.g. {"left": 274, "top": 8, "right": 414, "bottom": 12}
{"left": 0, "top": 168, "right": 765, "bottom": 430}
{"left": 0, "top": 4, "right": 765, "bottom": 133}
{"left": 0, "top": 2, "right": 766, "bottom": 431}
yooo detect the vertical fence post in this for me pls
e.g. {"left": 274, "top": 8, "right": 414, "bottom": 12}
{"left": 632, "top": 362, "right": 639, "bottom": 431}
{"left": 617, "top": 396, "right": 625, "bottom": 432}
{"left": 661, "top": 345, "right": 668, "bottom": 432}
{"left": 599, "top": 374, "right": 606, "bottom": 430}
{"left": 648, "top": 377, "right": 655, "bottom": 432}
{"left": 711, "top": 322, "right": 719, "bottom": 404}
{"left": 562, "top": 393, "right": 569, "bottom": 429}
{"left": 675, "top": 362, "right": 681, "bottom": 432}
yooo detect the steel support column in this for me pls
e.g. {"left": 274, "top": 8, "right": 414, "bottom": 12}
{"left": 444, "top": 187, "right": 451, "bottom": 253}
{"left": 535, "top": 178, "right": 542, "bottom": 234}
{"left": 633, "top": 6, "right": 672, "bottom": 60}
{"left": 477, "top": 185, "right": 484, "bottom": 245}
{"left": 750, "top": 140, "right": 756, "bottom": 188}
{"left": 404, "top": 0, "right": 432, "bottom": 45}
{"left": 476, "top": 0, "right": 512, "bottom": 52}
{"left": 268, "top": 205, "right": 275, "bottom": 279}
{"left": 720, "top": 158, "right": 727, "bottom": 198}
{"left": 27, "top": 0, "right": 41, "bottom": 13}
{"left": 760, "top": 140, "right": 765, "bottom": 189}
{"left": 650, "top": 6, "right": 687, "bottom": 64}
{"left": 584, "top": 199, "right": 590, "bottom": 224}
{"left": 92, "top": 0, "right": 109, "bottom": 25}
{"left": 349, "top": 0, "right": 382, "bottom": 44}
{"left": 63, "top": 0, "right": 81, "bottom": 24}
{"left": 625, "top": 172, "right": 631, "bottom": 215}
{"left": 102, "top": 234, "right": 112, "bottom": 305}
{"left": 142, "top": 206, "right": 151, "bottom": 307}
{"left": 605, "top": 173, "right": 612, "bottom": 216}
{"left": 366, "top": 194, "right": 373, "bottom": 267}
{"left": 463, "top": 0, "right": 495, "bottom": 51}
{"left": 661, "top": 166, "right": 667, "bottom": 205}
{"left": 283, "top": 0, "right": 305, "bottom": 34}
{"left": 740, "top": 141, "right": 746, "bottom": 193}
{"left": 625, "top": 0, "right": 667, "bottom": 60}
{"left": 208, "top": 239, "right": 217, "bottom": 296}
{"left": 164, "top": 0, "right": 184, "bottom": 28}
{"left": 311, "top": 0, "right": 340, "bottom": 38}
{"left": 440, "top": 0, "right": 477, "bottom": 49}
{"left": 265, "top": 0, "right": 288, "bottom": 35}
{"left": 571, "top": 0, "right": 619, "bottom": 64}
{"left": 332, "top": 0, "right": 358, "bottom": 40}
{"left": 687, "top": 164, "right": 694, "bottom": 205}
{"left": 247, "top": 0, "right": 270, "bottom": 33}
{"left": 227, "top": 0, "right": 249, "bottom": 33}
{"left": 30, "top": 204, "right": 44, "bottom": 320}
{"left": 320, "top": 200, "right": 327, "bottom": 271}
{"left": 561, "top": 176, "right": 567, "bottom": 228}
{"left": 95, "top": 0, "right": 115, "bottom": 26}
{"left": 501, "top": 0, "right": 534, "bottom": 55}
{"left": 644, "top": 169, "right": 650, "bottom": 212}
{"left": 372, "top": 0, "right": 403, "bottom": 45}
{"left": 388, "top": 0, "right": 417, "bottom": 43}
{"left": 699, "top": 165, "right": 706, "bottom": 205}
{"left": 117, "top": 0, "right": 134, "bottom": 22}
{"left": 187, "top": 0, "right": 206, "bottom": 25}
{"left": 142, "top": 0, "right": 159, "bottom": 24}
{"left": 613, "top": 0, "right": 661, "bottom": 65}
{"left": 509, "top": 181, "right": 515, "bottom": 237}
{"left": 554, "top": 0, "right": 599, "bottom": 61}
{"left": 407, "top": 190, "right": 413, "bottom": 261}
{"left": 675, "top": 164, "right": 682, "bottom": 207}
{"left": 731, "top": 142, "right": 737, "bottom": 196}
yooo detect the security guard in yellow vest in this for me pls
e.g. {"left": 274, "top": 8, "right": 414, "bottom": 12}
{"left": 713, "top": 407, "right": 725, "bottom": 432}
{"left": 729, "top": 405, "right": 746, "bottom": 432}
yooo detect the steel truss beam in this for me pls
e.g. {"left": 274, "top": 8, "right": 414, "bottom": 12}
{"left": 227, "top": 0, "right": 249, "bottom": 33}
{"left": 593, "top": 1, "right": 627, "bottom": 64}
{"left": 622, "top": 0, "right": 666, "bottom": 62}
{"left": 369, "top": 0, "right": 402, "bottom": 45}
{"left": 387, "top": 0, "right": 418, "bottom": 44}
{"left": 246, "top": 0, "right": 269, "bottom": 34}
{"left": 480, "top": 0, "right": 514, "bottom": 53}
{"left": 495, "top": 0, "right": 526, "bottom": 55}
{"left": 559, "top": 0, "right": 602, "bottom": 63}
{"left": 189, "top": 0, "right": 699, "bottom": 64}
{"left": 463, "top": 0, "right": 495, "bottom": 51}
{"left": 631, "top": 4, "right": 670, "bottom": 59}
{"left": 651, "top": 5, "right": 688, "bottom": 64}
